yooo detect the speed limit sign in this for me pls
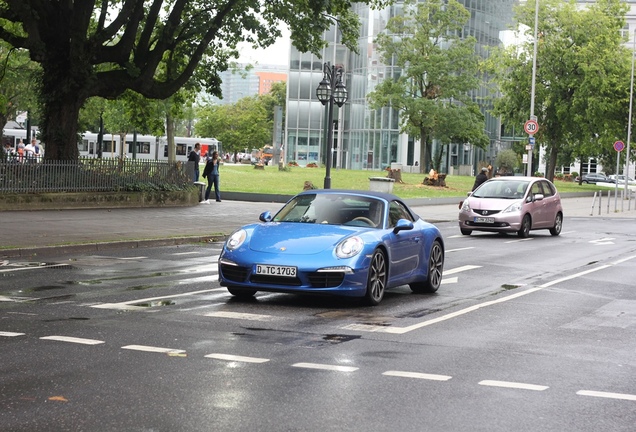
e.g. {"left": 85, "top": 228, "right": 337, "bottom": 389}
{"left": 524, "top": 119, "right": 539, "bottom": 135}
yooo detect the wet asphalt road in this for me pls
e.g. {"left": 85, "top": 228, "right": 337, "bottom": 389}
{"left": 1, "top": 217, "right": 636, "bottom": 431}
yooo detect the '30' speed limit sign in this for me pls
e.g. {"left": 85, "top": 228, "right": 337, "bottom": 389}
{"left": 524, "top": 119, "right": 539, "bottom": 135}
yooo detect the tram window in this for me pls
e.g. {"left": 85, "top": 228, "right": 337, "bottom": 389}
{"left": 125, "top": 140, "right": 151, "bottom": 154}
{"left": 176, "top": 144, "right": 187, "bottom": 156}
{"left": 78, "top": 139, "right": 88, "bottom": 152}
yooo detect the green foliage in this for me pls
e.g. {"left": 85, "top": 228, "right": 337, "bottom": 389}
{"left": 495, "top": 149, "right": 521, "bottom": 174}
{"left": 0, "top": 41, "right": 41, "bottom": 128}
{"left": 489, "top": 0, "right": 630, "bottom": 181}
{"left": 368, "top": 0, "right": 487, "bottom": 172}
{"left": 196, "top": 95, "right": 273, "bottom": 155}
{"left": 0, "top": 0, "right": 384, "bottom": 159}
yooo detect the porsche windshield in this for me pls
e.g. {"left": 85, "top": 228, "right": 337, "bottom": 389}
{"left": 273, "top": 194, "right": 385, "bottom": 227}
{"left": 473, "top": 180, "right": 530, "bottom": 199}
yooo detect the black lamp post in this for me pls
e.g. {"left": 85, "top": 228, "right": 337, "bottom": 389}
{"left": 316, "top": 62, "right": 347, "bottom": 189}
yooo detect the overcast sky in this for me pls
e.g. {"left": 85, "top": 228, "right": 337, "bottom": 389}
{"left": 237, "top": 25, "right": 291, "bottom": 66}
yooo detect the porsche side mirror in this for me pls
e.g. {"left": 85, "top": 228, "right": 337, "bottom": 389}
{"left": 393, "top": 219, "right": 414, "bottom": 234}
{"left": 259, "top": 211, "right": 272, "bottom": 222}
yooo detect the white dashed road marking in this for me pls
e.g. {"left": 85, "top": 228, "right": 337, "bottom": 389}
{"left": 292, "top": 362, "right": 358, "bottom": 372}
{"left": 479, "top": 380, "right": 549, "bottom": 391}
{"left": 40, "top": 335, "right": 105, "bottom": 345}
{"left": 205, "top": 353, "right": 270, "bottom": 363}
{"left": 443, "top": 265, "right": 481, "bottom": 275}
{"left": 383, "top": 371, "right": 452, "bottom": 381}
{"left": 204, "top": 311, "right": 275, "bottom": 321}
{"left": 0, "top": 331, "right": 25, "bottom": 337}
{"left": 121, "top": 345, "right": 186, "bottom": 354}
{"left": 91, "top": 287, "right": 226, "bottom": 310}
{"left": 577, "top": 390, "right": 636, "bottom": 401}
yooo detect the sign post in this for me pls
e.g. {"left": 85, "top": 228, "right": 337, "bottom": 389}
{"left": 614, "top": 141, "right": 625, "bottom": 212}
{"left": 524, "top": 120, "right": 539, "bottom": 176}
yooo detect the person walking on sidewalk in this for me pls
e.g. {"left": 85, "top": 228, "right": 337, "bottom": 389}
{"left": 202, "top": 150, "right": 221, "bottom": 203}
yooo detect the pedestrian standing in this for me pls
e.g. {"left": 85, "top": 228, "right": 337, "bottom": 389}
{"left": 202, "top": 151, "right": 221, "bottom": 203}
{"left": 17, "top": 139, "right": 25, "bottom": 162}
{"left": 188, "top": 143, "right": 201, "bottom": 182}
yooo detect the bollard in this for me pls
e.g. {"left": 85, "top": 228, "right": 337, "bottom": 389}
{"left": 590, "top": 192, "right": 597, "bottom": 216}
{"left": 194, "top": 181, "right": 206, "bottom": 202}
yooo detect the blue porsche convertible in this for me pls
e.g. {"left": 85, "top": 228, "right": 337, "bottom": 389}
{"left": 218, "top": 190, "right": 445, "bottom": 305}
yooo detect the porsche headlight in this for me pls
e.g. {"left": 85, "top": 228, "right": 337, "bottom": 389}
{"left": 335, "top": 236, "right": 364, "bottom": 259}
{"left": 226, "top": 229, "right": 247, "bottom": 250}
{"left": 502, "top": 201, "right": 523, "bottom": 213}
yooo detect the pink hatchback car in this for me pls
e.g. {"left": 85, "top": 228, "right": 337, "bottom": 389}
{"left": 458, "top": 176, "right": 563, "bottom": 238}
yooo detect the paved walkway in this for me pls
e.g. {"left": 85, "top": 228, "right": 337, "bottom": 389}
{"left": 1, "top": 194, "right": 634, "bottom": 258}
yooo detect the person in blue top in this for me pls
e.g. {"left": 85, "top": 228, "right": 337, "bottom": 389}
{"left": 202, "top": 150, "right": 221, "bottom": 203}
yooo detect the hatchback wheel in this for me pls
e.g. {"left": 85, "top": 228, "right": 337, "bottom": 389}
{"left": 518, "top": 214, "right": 531, "bottom": 238}
{"left": 365, "top": 250, "right": 387, "bottom": 306}
{"left": 460, "top": 228, "right": 472, "bottom": 236}
{"left": 549, "top": 212, "right": 563, "bottom": 236}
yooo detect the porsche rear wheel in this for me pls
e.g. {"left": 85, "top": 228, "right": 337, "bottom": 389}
{"left": 365, "top": 250, "right": 387, "bottom": 306}
{"left": 227, "top": 287, "right": 257, "bottom": 298}
{"left": 410, "top": 240, "right": 444, "bottom": 293}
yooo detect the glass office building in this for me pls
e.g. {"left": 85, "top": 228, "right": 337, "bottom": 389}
{"left": 285, "top": 0, "right": 517, "bottom": 173}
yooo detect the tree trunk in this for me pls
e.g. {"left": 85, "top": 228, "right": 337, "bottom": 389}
{"left": 41, "top": 96, "right": 83, "bottom": 160}
{"left": 166, "top": 113, "right": 176, "bottom": 164}
{"left": 547, "top": 144, "right": 558, "bottom": 181}
{"left": 419, "top": 129, "right": 428, "bottom": 173}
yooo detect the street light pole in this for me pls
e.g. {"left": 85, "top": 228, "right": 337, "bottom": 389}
{"left": 316, "top": 62, "right": 347, "bottom": 189}
{"left": 528, "top": 0, "right": 539, "bottom": 177}
{"left": 625, "top": 29, "right": 635, "bottom": 201}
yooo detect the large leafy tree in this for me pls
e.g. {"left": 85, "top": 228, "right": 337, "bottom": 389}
{"left": 0, "top": 0, "right": 386, "bottom": 160}
{"left": 0, "top": 40, "right": 39, "bottom": 132}
{"left": 368, "top": 0, "right": 488, "bottom": 173}
{"left": 490, "top": 0, "right": 630, "bottom": 181}
{"left": 196, "top": 95, "right": 272, "bottom": 157}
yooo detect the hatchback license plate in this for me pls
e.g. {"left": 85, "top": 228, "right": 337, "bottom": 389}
{"left": 256, "top": 264, "right": 297, "bottom": 277}
{"left": 474, "top": 216, "right": 495, "bottom": 224}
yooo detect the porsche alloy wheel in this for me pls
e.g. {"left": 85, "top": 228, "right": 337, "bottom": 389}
{"left": 410, "top": 240, "right": 443, "bottom": 293}
{"left": 365, "top": 250, "right": 387, "bottom": 306}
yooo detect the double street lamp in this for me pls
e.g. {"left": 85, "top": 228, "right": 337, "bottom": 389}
{"left": 316, "top": 62, "right": 347, "bottom": 189}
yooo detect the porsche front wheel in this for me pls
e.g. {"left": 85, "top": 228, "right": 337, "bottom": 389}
{"left": 410, "top": 240, "right": 444, "bottom": 293}
{"left": 365, "top": 250, "right": 387, "bottom": 306}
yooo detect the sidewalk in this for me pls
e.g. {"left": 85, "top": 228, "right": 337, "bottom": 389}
{"left": 1, "top": 194, "right": 634, "bottom": 258}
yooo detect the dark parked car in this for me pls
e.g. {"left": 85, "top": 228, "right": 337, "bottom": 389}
{"left": 580, "top": 173, "right": 608, "bottom": 184}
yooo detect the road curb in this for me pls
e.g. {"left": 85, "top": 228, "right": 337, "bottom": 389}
{"left": 0, "top": 235, "right": 228, "bottom": 258}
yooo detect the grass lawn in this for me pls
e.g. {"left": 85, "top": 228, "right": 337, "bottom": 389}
{"left": 213, "top": 164, "right": 605, "bottom": 199}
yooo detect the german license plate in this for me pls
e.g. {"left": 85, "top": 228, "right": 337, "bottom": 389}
{"left": 474, "top": 216, "right": 495, "bottom": 224}
{"left": 256, "top": 264, "right": 297, "bottom": 277}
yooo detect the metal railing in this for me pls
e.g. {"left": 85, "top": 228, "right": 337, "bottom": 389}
{"left": 0, "top": 158, "right": 191, "bottom": 194}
